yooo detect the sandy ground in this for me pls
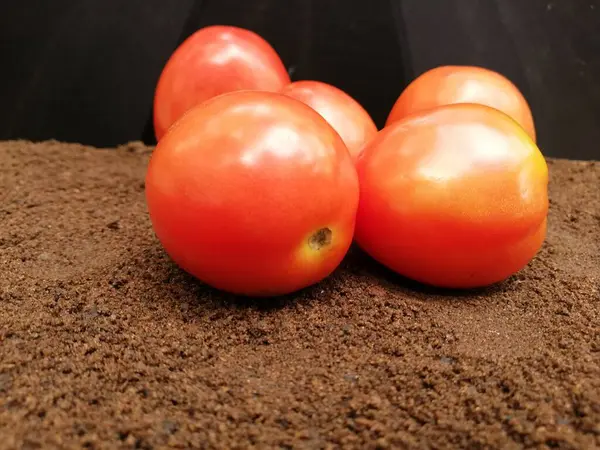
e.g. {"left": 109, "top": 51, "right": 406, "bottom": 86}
{"left": 0, "top": 140, "right": 598, "bottom": 449}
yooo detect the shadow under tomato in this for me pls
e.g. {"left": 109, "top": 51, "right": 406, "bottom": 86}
{"left": 131, "top": 243, "right": 335, "bottom": 315}
{"left": 179, "top": 268, "right": 332, "bottom": 312}
{"left": 343, "top": 243, "right": 515, "bottom": 299}
{"left": 129, "top": 240, "right": 514, "bottom": 324}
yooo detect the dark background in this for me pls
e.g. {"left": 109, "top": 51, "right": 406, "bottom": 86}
{"left": 0, "top": 0, "right": 598, "bottom": 160}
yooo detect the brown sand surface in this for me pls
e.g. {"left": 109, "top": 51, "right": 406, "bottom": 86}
{"left": 0, "top": 140, "right": 599, "bottom": 449}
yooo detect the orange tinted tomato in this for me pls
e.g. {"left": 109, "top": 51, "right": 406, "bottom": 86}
{"left": 356, "top": 103, "right": 548, "bottom": 288}
{"left": 153, "top": 25, "right": 290, "bottom": 141}
{"left": 145, "top": 91, "right": 359, "bottom": 296}
{"left": 386, "top": 66, "right": 536, "bottom": 142}
{"left": 280, "top": 81, "right": 378, "bottom": 162}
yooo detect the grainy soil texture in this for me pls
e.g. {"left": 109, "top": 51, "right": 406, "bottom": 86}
{"left": 1, "top": 140, "right": 599, "bottom": 449}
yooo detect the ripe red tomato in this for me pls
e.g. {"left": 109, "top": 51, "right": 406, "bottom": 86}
{"left": 356, "top": 103, "right": 548, "bottom": 289}
{"left": 386, "top": 66, "right": 536, "bottom": 142}
{"left": 145, "top": 91, "right": 359, "bottom": 297}
{"left": 280, "top": 81, "right": 378, "bottom": 162}
{"left": 153, "top": 25, "right": 291, "bottom": 141}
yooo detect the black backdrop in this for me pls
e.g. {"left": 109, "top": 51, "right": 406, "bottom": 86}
{"left": 1, "top": 0, "right": 599, "bottom": 160}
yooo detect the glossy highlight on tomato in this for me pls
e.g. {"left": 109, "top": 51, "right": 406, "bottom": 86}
{"left": 356, "top": 103, "right": 548, "bottom": 289}
{"left": 145, "top": 91, "right": 359, "bottom": 297}
{"left": 280, "top": 80, "right": 378, "bottom": 162}
{"left": 153, "top": 25, "right": 290, "bottom": 141}
{"left": 386, "top": 65, "right": 536, "bottom": 142}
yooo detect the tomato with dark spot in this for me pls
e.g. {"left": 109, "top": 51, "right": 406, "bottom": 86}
{"left": 153, "top": 25, "right": 290, "bottom": 141}
{"left": 356, "top": 103, "right": 548, "bottom": 288}
{"left": 280, "top": 81, "right": 378, "bottom": 162}
{"left": 145, "top": 91, "right": 359, "bottom": 296}
{"left": 386, "top": 65, "right": 537, "bottom": 142}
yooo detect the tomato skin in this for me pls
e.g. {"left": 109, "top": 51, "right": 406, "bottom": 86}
{"left": 153, "top": 25, "right": 290, "bottom": 142}
{"left": 280, "top": 81, "right": 378, "bottom": 162}
{"left": 356, "top": 103, "right": 548, "bottom": 289}
{"left": 145, "top": 91, "right": 359, "bottom": 297}
{"left": 386, "top": 65, "right": 536, "bottom": 142}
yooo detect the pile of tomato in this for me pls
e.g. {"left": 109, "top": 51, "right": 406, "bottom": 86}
{"left": 145, "top": 25, "right": 549, "bottom": 297}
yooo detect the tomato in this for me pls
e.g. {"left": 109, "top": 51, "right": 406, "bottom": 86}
{"left": 280, "top": 81, "right": 378, "bottom": 162}
{"left": 145, "top": 91, "right": 359, "bottom": 297}
{"left": 153, "top": 25, "right": 291, "bottom": 141}
{"left": 356, "top": 103, "right": 548, "bottom": 289}
{"left": 386, "top": 65, "right": 536, "bottom": 142}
